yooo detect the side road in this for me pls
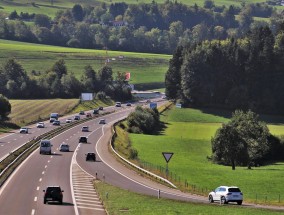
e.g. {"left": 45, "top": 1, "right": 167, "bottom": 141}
{"left": 96, "top": 121, "right": 284, "bottom": 212}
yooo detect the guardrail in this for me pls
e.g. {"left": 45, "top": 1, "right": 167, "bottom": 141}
{"left": 110, "top": 119, "right": 177, "bottom": 189}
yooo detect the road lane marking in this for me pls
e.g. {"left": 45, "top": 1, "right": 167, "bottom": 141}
{"left": 48, "top": 160, "right": 50, "bottom": 163}
{"left": 36, "top": 187, "right": 39, "bottom": 191}
{"left": 34, "top": 197, "right": 37, "bottom": 201}
{"left": 45, "top": 165, "right": 47, "bottom": 168}
{"left": 31, "top": 209, "right": 35, "bottom": 215}
{"left": 42, "top": 171, "right": 45, "bottom": 175}
{"left": 39, "top": 178, "right": 42, "bottom": 182}
{"left": 50, "top": 156, "right": 53, "bottom": 158}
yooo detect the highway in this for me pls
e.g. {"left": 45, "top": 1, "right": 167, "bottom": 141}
{"left": 0, "top": 100, "right": 283, "bottom": 215}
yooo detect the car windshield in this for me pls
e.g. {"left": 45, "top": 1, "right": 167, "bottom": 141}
{"left": 41, "top": 142, "right": 50, "bottom": 147}
{"left": 228, "top": 188, "right": 241, "bottom": 192}
{"left": 46, "top": 187, "right": 61, "bottom": 192}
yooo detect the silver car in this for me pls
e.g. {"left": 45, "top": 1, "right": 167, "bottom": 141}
{"left": 59, "top": 143, "right": 69, "bottom": 152}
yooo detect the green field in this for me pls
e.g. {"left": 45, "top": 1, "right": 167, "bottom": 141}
{"left": 0, "top": 39, "right": 170, "bottom": 86}
{"left": 95, "top": 181, "right": 284, "bottom": 215}
{"left": 0, "top": 0, "right": 275, "bottom": 19}
{"left": 127, "top": 105, "right": 284, "bottom": 205}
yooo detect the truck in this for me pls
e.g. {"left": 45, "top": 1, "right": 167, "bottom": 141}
{"left": 49, "top": 113, "right": 59, "bottom": 123}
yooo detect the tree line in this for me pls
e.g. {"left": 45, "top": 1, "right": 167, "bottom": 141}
{"left": 0, "top": 58, "right": 132, "bottom": 100}
{"left": 0, "top": 1, "right": 278, "bottom": 54}
{"left": 165, "top": 24, "right": 284, "bottom": 115}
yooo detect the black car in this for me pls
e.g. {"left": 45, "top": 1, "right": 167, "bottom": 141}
{"left": 99, "top": 106, "right": 103, "bottom": 110}
{"left": 79, "top": 136, "right": 88, "bottom": 143}
{"left": 86, "top": 152, "right": 96, "bottom": 161}
{"left": 93, "top": 109, "right": 99, "bottom": 114}
{"left": 43, "top": 186, "right": 64, "bottom": 204}
{"left": 79, "top": 110, "right": 85, "bottom": 115}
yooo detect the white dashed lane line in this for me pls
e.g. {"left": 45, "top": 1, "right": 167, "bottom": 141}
{"left": 39, "top": 178, "right": 42, "bottom": 182}
{"left": 42, "top": 171, "right": 45, "bottom": 175}
{"left": 36, "top": 187, "right": 39, "bottom": 191}
{"left": 31, "top": 209, "right": 35, "bottom": 215}
{"left": 34, "top": 197, "right": 37, "bottom": 202}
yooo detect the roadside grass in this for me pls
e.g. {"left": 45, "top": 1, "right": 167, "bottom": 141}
{"left": 115, "top": 105, "right": 284, "bottom": 205}
{"left": 0, "top": 39, "right": 170, "bottom": 86}
{"left": 95, "top": 181, "right": 284, "bottom": 215}
{"left": 71, "top": 98, "right": 114, "bottom": 114}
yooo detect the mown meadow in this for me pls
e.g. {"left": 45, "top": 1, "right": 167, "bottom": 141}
{"left": 0, "top": 39, "right": 170, "bottom": 87}
{"left": 95, "top": 181, "right": 284, "bottom": 215}
{"left": 0, "top": 0, "right": 277, "bottom": 19}
{"left": 126, "top": 105, "right": 284, "bottom": 205}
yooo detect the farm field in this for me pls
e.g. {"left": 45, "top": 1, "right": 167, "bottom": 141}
{"left": 0, "top": 0, "right": 277, "bottom": 19}
{"left": 0, "top": 98, "right": 112, "bottom": 130}
{"left": 0, "top": 39, "right": 170, "bottom": 86}
{"left": 127, "top": 105, "right": 284, "bottom": 204}
{"left": 95, "top": 181, "right": 284, "bottom": 215}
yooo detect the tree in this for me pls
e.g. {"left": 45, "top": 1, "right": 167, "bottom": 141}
{"left": 98, "top": 65, "right": 113, "bottom": 91}
{"left": 211, "top": 110, "right": 270, "bottom": 169}
{"left": 72, "top": 4, "right": 84, "bottom": 22}
{"left": 51, "top": 59, "right": 67, "bottom": 79}
{"left": 34, "top": 14, "right": 51, "bottom": 28}
{"left": 0, "top": 94, "right": 11, "bottom": 119}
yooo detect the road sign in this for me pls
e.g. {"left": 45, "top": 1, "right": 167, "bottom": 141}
{"left": 162, "top": 152, "right": 174, "bottom": 163}
{"left": 150, "top": 102, "right": 157, "bottom": 109}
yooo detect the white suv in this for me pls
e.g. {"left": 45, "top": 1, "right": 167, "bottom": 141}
{"left": 208, "top": 186, "right": 243, "bottom": 205}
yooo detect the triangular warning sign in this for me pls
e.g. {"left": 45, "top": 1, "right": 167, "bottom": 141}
{"left": 162, "top": 152, "right": 174, "bottom": 163}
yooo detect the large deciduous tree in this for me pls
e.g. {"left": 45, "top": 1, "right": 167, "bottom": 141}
{"left": 0, "top": 94, "right": 11, "bottom": 119}
{"left": 211, "top": 110, "right": 270, "bottom": 169}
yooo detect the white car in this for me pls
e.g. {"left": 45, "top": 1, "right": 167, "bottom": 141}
{"left": 81, "top": 126, "right": 89, "bottom": 132}
{"left": 59, "top": 143, "right": 69, "bottom": 152}
{"left": 37, "top": 122, "right": 45, "bottom": 128}
{"left": 208, "top": 186, "right": 243, "bottom": 205}
{"left": 20, "top": 127, "right": 28, "bottom": 133}
{"left": 66, "top": 118, "right": 72, "bottom": 123}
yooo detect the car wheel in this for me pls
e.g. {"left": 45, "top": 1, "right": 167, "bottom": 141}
{"left": 44, "top": 199, "right": 47, "bottom": 204}
{"left": 208, "top": 195, "right": 214, "bottom": 203}
{"left": 237, "top": 201, "right": 242, "bottom": 205}
{"left": 60, "top": 200, "right": 63, "bottom": 205}
{"left": 221, "top": 196, "right": 227, "bottom": 204}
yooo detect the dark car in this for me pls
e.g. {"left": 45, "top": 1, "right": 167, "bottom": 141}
{"left": 86, "top": 152, "right": 96, "bottom": 161}
{"left": 79, "top": 110, "right": 85, "bottom": 115}
{"left": 79, "top": 136, "right": 88, "bottom": 143}
{"left": 86, "top": 113, "right": 92, "bottom": 118}
{"left": 43, "top": 186, "right": 64, "bottom": 204}
{"left": 93, "top": 109, "right": 99, "bottom": 114}
{"left": 99, "top": 106, "right": 103, "bottom": 110}
{"left": 126, "top": 103, "right": 131, "bottom": 106}
{"left": 74, "top": 115, "right": 80, "bottom": 120}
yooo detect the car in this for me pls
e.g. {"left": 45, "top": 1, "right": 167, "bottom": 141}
{"left": 99, "top": 106, "right": 103, "bottom": 110}
{"left": 43, "top": 186, "right": 64, "bottom": 204}
{"left": 40, "top": 139, "right": 52, "bottom": 155}
{"left": 99, "top": 119, "right": 106, "bottom": 124}
{"left": 66, "top": 118, "right": 72, "bottom": 123}
{"left": 20, "top": 127, "right": 28, "bottom": 133}
{"left": 126, "top": 103, "right": 131, "bottom": 106}
{"left": 86, "top": 152, "right": 96, "bottom": 161}
{"left": 37, "top": 122, "right": 45, "bottom": 128}
{"left": 115, "top": 102, "right": 121, "bottom": 107}
{"left": 86, "top": 113, "right": 92, "bottom": 118}
{"left": 208, "top": 186, "right": 243, "bottom": 205}
{"left": 93, "top": 109, "right": 99, "bottom": 114}
{"left": 59, "top": 143, "right": 69, "bottom": 152}
{"left": 74, "top": 115, "right": 80, "bottom": 120}
{"left": 79, "top": 136, "right": 88, "bottom": 143}
{"left": 79, "top": 110, "right": 85, "bottom": 115}
{"left": 81, "top": 126, "right": 89, "bottom": 132}
{"left": 52, "top": 120, "right": 60, "bottom": 126}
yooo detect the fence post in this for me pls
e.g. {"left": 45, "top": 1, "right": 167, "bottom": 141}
{"left": 279, "top": 194, "right": 281, "bottom": 203}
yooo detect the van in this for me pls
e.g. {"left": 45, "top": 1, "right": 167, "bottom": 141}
{"left": 50, "top": 113, "right": 59, "bottom": 123}
{"left": 40, "top": 139, "right": 52, "bottom": 155}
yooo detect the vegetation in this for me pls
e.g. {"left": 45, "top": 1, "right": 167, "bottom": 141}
{"left": 95, "top": 181, "right": 284, "bottom": 215}
{"left": 127, "top": 106, "right": 160, "bottom": 134}
{"left": 114, "top": 105, "right": 284, "bottom": 204}
{"left": 0, "top": 1, "right": 280, "bottom": 54}
{"left": 0, "top": 94, "right": 11, "bottom": 119}
{"left": 211, "top": 110, "right": 277, "bottom": 170}
{"left": 166, "top": 25, "right": 284, "bottom": 115}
